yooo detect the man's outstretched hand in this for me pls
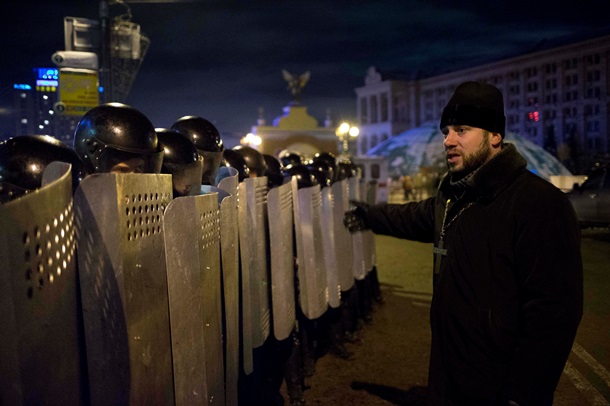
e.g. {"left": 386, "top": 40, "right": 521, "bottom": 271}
{"left": 343, "top": 200, "right": 370, "bottom": 233}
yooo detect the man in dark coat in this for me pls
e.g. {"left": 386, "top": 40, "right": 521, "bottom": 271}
{"left": 344, "top": 81, "right": 583, "bottom": 406}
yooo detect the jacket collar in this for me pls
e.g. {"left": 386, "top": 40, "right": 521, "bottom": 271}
{"left": 440, "top": 143, "right": 527, "bottom": 201}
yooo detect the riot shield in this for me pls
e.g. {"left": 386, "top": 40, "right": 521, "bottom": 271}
{"left": 164, "top": 192, "right": 224, "bottom": 405}
{"left": 320, "top": 186, "right": 341, "bottom": 308}
{"left": 292, "top": 180, "right": 329, "bottom": 320}
{"left": 0, "top": 162, "right": 85, "bottom": 405}
{"left": 216, "top": 166, "right": 238, "bottom": 191}
{"left": 361, "top": 180, "right": 377, "bottom": 274}
{"left": 211, "top": 168, "right": 240, "bottom": 405}
{"left": 331, "top": 179, "right": 354, "bottom": 292}
{"left": 349, "top": 177, "right": 367, "bottom": 280}
{"left": 267, "top": 182, "right": 296, "bottom": 341}
{"left": 238, "top": 177, "right": 271, "bottom": 352}
{"left": 74, "top": 172, "right": 174, "bottom": 406}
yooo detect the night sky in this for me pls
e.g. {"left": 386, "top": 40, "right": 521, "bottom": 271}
{"left": 1, "top": 0, "right": 609, "bottom": 142}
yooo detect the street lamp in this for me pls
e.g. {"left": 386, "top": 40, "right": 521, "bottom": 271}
{"left": 241, "top": 132, "right": 262, "bottom": 148}
{"left": 336, "top": 122, "right": 359, "bottom": 156}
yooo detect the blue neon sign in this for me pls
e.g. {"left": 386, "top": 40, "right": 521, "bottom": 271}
{"left": 35, "top": 68, "right": 59, "bottom": 80}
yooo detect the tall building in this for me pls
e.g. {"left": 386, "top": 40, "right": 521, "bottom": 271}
{"left": 12, "top": 68, "right": 80, "bottom": 144}
{"left": 355, "top": 33, "right": 610, "bottom": 174}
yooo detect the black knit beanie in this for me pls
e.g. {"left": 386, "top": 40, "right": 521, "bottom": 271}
{"left": 440, "top": 81, "right": 506, "bottom": 137}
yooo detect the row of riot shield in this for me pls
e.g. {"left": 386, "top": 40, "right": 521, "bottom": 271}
{"left": 0, "top": 162, "right": 377, "bottom": 406}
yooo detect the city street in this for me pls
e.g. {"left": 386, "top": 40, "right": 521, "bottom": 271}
{"left": 297, "top": 228, "right": 610, "bottom": 405}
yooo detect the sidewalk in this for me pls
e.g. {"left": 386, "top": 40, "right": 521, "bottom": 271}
{"left": 298, "top": 235, "right": 433, "bottom": 405}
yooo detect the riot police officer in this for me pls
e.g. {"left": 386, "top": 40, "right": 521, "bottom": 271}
{"left": 233, "top": 145, "right": 266, "bottom": 178}
{"left": 262, "top": 154, "right": 285, "bottom": 189}
{"left": 221, "top": 149, "right": 249, "bottom": 182}
{"left": 73, "top": 103, "right": 163, "bottom": 174}
{"left": 306, "top": 159, "right": 334, "bottom": 189}
{"left": 171, "top": 116, "right": 224, "bottom": 185}
{"left": 156, "top": 128, "right": 203, "bottom": 198}
{"left": 0, "top": 135, "right": 88, "bottom": 203}
{"left": 278, "top": 150, "right": 304, "bottom": 168}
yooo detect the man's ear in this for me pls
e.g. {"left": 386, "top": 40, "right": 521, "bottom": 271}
{"left": 490, "top": 132, "right": 503, "bottom": 148}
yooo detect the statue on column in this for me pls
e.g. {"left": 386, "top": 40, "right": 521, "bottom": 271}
{"left": 282, "top": 69, "right": 310, "bottom": 104}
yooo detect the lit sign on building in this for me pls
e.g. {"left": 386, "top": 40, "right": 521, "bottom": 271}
{"left": 35, "top": 68, "right": 59, "bottom": 92}
{"left": 13, "top": 84, "right": 32, "bottom": 90}
{"left": 37, "top": 68, "right": 59, "bottom": 80}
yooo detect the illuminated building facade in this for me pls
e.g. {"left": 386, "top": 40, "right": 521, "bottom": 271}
{"left": 12, "top": 68, "right": 80, "bottom": 144}
{"left": 356, "top": 34, "right": 610, "bottom": 174}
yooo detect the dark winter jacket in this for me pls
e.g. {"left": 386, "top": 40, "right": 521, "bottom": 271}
{"left": 365, "top": 144, "right": 583, "bottom": 406}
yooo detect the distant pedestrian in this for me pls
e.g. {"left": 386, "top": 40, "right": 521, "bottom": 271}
{"left": 344, "top": 81, "right": 583, "bottom": 406}
{"left": 403, "top": 175, "right": 414, "bottom": 201}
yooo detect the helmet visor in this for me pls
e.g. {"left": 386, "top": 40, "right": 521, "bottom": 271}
{"left": 164, "top": 156, "right": 204, "bottom": 197}
{"left": 198, "top": 150, "right": 223, "bottom": 185}
{"left": 98, "top": 146, "right": 163, "bottom": 174}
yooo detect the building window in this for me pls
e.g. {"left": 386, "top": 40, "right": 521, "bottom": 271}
{"left": 370, "top": 95, "right": 378, "bottom": 123}
{"left": 370, "top": 164, "right": 380, "bottom": 179}
{"left": 359, "top": 136, "right": 368, "bottom": 154}
{"left": 586, "top": 121, "right": 600, "bottom": 132}
{"left": 526, "top": 67, "right": 538, "bottom": 78}
{"left": 586, "top": 53, "right": 601, "bottom": 65}
{"left": 360, "top": 97, "right": 368, "bottom": 124}
{"left": 380, "top": 93, "right": 388, "bottom": 122}
{"left": 371, "top": 134, "right": 379, "bottom": 149}
{"left": 544, "top": 110, "right": 557, "bottom": 119}
{"left": 564, "top": 58, "right": 578, "bottom": 70}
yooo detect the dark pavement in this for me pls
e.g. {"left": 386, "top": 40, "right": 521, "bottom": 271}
{"left": 294, "top": 230, "right": 610, "bottom": 405}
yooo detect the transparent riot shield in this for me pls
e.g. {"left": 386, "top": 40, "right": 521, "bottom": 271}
{"left": 237, "top": 177, "right": 270, "bottom": 354}
{"left": 331, "top": 179, "right": 354, "bottom": 292}
{"left": 0, "top": 162, "right": 85, "bottom": 405}
{"left": 320, "top": 186, "right": 341, "bottom": 308}
{"left": 292, "top": 180, "right": 329, "bottom": 320}
{"left": 212, "top": 168, "right": 240, "bottom": 405}
{"left": 359, "top": 179, "right": 376, "bottom": 274}
{"left": 74, "top": 173, "right": 174, "bottom": 406}
{"left": 164, "top": 192, "right": 224, "bottom": 405}
{"left": 267, "top": 182, "right": 296, "bottom": 341}
{"left": 349, "top": 177, "right": 367, "bottom": 280}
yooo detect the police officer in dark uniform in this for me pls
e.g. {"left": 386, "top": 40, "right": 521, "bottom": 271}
{"left": 171, "top": 116, "right": 224, "bottom": 185}
{"left": 73, "top": 103, "right": 163, "bottom": 174}
{"left": 0, "top": 135, "right": 88, "bottom": 203}
{"left": 156, "top": 128, "right": 203, "bottom": 198}
{"left": 221, "top": 149, "right": 250, "bottom": 182}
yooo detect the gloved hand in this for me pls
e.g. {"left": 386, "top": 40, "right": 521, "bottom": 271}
{"left": 343, "top": 200, "right": 370, "bottom": 233}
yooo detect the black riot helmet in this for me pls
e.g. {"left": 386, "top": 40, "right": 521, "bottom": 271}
{"left": 335, "top": 158, "right": 357, "bottom": 181}
{"left": 312, "top": 152, "right": 336, "bottom": 171}
{"left": 221, "top": 149, "right": 249, "bottom": 182}
{"left": 307, "top": 160, "right": 334, "bottom": 188}
{"left": 171, "top": 116, "right": 224, "bottom": 185}
{"left": 282, "top": 163, "right": 318, "bottom": 190}
{"left": 0, "top": 135, "right": 89, "bottom": 203}
{"left": 73, "top": 103, "right": 163, "bottom": 174}
{"left": 156, "top": 128, "right": 203, "bottom": 197}
{"left": 262, "top": 154, "right": 284, "bottom": 189}
{"left": 233, "top": 145, "right": 266, "bottom": 177}
{"left": 278, "top": 150, "right": 303, "bottom": 168}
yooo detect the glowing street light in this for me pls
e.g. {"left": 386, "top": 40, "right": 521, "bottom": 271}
{"left": 336, "top": 122, "right": 359, "bottom": 156}
{"left": 241, "top": 132, "right": 262, "bottom": 147}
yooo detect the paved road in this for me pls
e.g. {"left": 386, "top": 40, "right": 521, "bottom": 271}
{"left": 298, "top": 228, "right": 610, "bottom": 405}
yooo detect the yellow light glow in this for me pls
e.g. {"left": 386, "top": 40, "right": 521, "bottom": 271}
{"left": 241, "top": 133, "right": 262, "bottom": 146}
